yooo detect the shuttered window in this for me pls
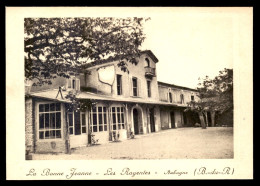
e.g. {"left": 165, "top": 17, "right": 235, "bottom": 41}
{"left": 169, "top": 92, "right": 173, "bottom": 103}
{"left": 180, "top": 94, "right": 185, "bottom": 104}
{"left": 132, "top": 77, "right": 138, "bottom": 97}
{"left": 147, "top": 80, "right": 151, "bottom": 97}
{"left": 117, "top": 74, "right": 122, "bottom": 95}
{"left": 67, "top": 77, "right": 80, "bottom": 91}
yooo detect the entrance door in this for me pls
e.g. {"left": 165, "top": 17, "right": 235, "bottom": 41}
{"left": 183, "top": 112, "right": 187, "bottom": 126}
{"left": 133, "top": 108, "right": 139, "bottom": 134}
{"left": 149, "top": 108, "right": 155, "bottom": 132}
{"left": 67, "top": 111, "right": 88, "bottom": 148}
{"left": 170, "top": 111, "right": 175, "bottom": 128}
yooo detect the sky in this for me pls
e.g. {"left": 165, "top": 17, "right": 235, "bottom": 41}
{"left": 140, "top": 10, "right": 234, "bottom": 89}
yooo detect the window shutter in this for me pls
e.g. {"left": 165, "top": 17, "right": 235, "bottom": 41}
{"left": 129, "top": 77, "right": 133, "bottom": 97}
{"left": 76, "top": 79, "right": 80, "bottom": 91}
{"left": 67, "top": 79, "right": 71, "bottom": 89}
{"left": 138, "top": 79, "right": 141, "bottom": 97}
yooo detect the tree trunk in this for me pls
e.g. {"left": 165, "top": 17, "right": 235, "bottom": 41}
{"left": 205, "top": 112, "right": 209, "bottom": 127}
{"left": 198, "top": 112, "right": 207, "bottom": 129}
{"left": 202, "top": 111, "right": 209, "bottom": 127}
{"left": 211, "top": 111, "right": 216, "bottom": 127}
{"left": 64, "top": 111, "right": 71, "bottom": 154}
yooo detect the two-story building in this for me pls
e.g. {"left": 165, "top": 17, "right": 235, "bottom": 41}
{"left": 25, "top": 50, "right": 200, "bottom": 154}
{"left": 158, "top": 81, "right": 200, "bottom": 129}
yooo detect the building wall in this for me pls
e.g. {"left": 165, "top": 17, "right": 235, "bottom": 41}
{"left": 34, "top": 100, "right": 67, "bottom": 153}
{"left": 160, "top": 110, "right": 170, "bottom": 130}
{"left": 174, "top": 110, "right": 183, "bottom": 128}
{"left": 158, "top": 84, "right": 199, "bottom": 105}
{"left": 154, "top": 106, "right": 161, "bottom": 132}
{"left": 25, "top": 51, "right": 206, "bottom": 154}
{"left": 30, "top": 77, "right": 68, "bottom": 92}
{"left": 25, "top": 97, "right": 34, "bottom": 153}
{"left": 85, "top": 67, "right": 113, "bottom": 95}
{"left": 85, "top": 53, "right": 160, "bottom": 101}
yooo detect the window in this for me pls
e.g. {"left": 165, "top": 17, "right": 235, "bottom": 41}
{"left": 90, "top": 106, "right": 108, "bottom": 132}
{"left": 68, "top": 113, "right": 73, "bottom": 135}
{"left": 147, "top": 80, "right": 151, "bottom": 97}
{"left": 180, "top": 94, "right": 184, "bottom": 104}
{"left": 67, "top": 111, "right": 86, "bottom": 135}
{"left": 110, "top": 107, "right": 125, "bottom": 131}
{"left": 191, "top": 95, "right": 194, "bottom": 101}
{"left": 169, "top": 92, "right": 173, "bottom": 103}
{"left": 39, "top": 103, "right": 61, "bottom": 139}
{"left": 81, "top": 113, "right": 86, "bottom": 133}
{"left": 117, "top": 74, "right": 122, "bottom": 95}
{"left": 132, "top": 77, "right": 138, "bottom": 97}
{"left": 145, "top": 58, "right": 150, "bottom": 67}
{"left": 72, "top": 79, "right": 76, "bottom": 89}
{"left": 67, "top": 77, "right": 80, "bottom": 91}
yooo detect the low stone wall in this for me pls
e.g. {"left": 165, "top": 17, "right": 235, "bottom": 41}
{"left": 35, "top": 140, "right": 67, "bottom": 153}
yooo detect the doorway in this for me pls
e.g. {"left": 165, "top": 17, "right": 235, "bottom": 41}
{"left": 170, "top": 111, "right": 175, "bottom": 128}
{"left": 67, "top": 111, "right": 88, "bottom": 148}
{"left": 133, "top": 108, "right": 139, "bottom": 134}
{"left": 149, "top": 108, "right": 155, "bottom": 132}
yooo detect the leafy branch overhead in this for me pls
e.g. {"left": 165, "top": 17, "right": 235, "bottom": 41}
{"left": 24, "top": 17, "right": 150, "bottom": 85}
{"left": 186, "top": 68, "right": 233, "bottom": 114}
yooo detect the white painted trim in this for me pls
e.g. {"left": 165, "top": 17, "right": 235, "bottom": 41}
{"left": 36, "top": 101, "right": 64, "bottom": 141}
{"left": 89, "top": 104, "right": 109, "bottom": 133}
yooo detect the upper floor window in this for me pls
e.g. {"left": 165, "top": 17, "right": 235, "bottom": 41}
{"left": 67, "top": 77, "right": 80, "bottom": 91}
{"left": 145, "top": 58, "right": 150, "bottom": 67}
{"left": 180, "top": 94, "right": 185, "bottom": 104}
{"left": 191, "top": 95, "right": 194, "bottom": 101}
{"left": 147, "top": 80, "right": 151, "bottom": 97}
{"left": 39, "top": 103, "right": 61, "bottom": 139}
{"left": 117, "top": 74, "right": 122, "bottom": 95}
{"left": 169, "top": 92, "right": 173, "bottom": 103}
{"left": 132, "top": 77, "right": 138, "bottom": 97}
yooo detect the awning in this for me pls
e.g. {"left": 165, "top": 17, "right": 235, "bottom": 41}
{"left": 28, "top": 89, "right": 188, "bottom": 107}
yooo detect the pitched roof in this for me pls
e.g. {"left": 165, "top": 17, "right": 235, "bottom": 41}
{"left": 82, "top": 50, "right": 159, "bottom": 70}
{"left": 141, "top": 50, "right": 159, "bottom": 63}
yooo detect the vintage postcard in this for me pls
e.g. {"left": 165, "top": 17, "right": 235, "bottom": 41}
{"left": 6, "top": 7, "right": 253, "bottom": 180}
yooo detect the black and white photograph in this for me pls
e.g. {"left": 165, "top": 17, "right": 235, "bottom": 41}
{"left": 6, "top": 7, "right": 253, "bottom": 180}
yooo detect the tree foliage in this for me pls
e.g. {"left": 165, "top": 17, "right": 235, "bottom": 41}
{"left": 197, "top": 68, "right": 233, "bottom": 112}
{"left": 185, "top": 68, "right": 233, "bottom": 128}
{"left": 24, "top": 17, "right": 150, "bottom": 85}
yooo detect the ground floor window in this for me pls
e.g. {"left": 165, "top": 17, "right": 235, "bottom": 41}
{"left": 90, "top": 106, "right": 108, "bottom": 132}
{"left": 39, "top": 103, "right": 61, "bottom": 139}
{"left": 67, "top": 111, "right": 87, "bottom": 135}
{"left": 110, "top": 106, "right": 125, "bottom": 131}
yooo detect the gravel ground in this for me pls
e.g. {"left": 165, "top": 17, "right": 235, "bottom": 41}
{"left": 32, "top": 127, "right": 233, "bottom": 160}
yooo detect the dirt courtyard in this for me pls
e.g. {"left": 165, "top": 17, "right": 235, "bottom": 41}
{"left": 32, "top": 127, "right": 233, "bottom": 160}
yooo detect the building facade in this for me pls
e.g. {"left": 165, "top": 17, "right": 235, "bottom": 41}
{"left": 25, "top": 50, "right": 199, "bottom": 154}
